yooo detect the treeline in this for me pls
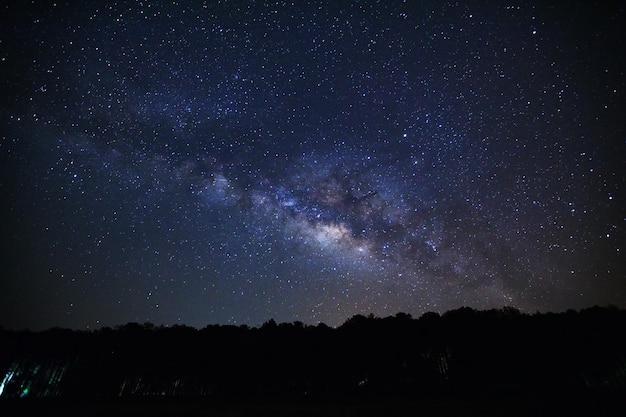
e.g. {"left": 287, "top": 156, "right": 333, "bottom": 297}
{"left": 1, "top": 306, "right": 625, "bottom": 400}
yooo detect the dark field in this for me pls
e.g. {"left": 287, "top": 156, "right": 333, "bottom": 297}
{"left": 1, "top": 394, "right": 624, "bottom": 417}
{"left": 2, "top": 307, "right": 625, "bottom": 416}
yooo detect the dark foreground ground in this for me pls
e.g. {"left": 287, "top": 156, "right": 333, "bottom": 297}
{"left": 2, "top": 308, "right": 625, "bottom": 415}
{"left": 1, "top": 393, "right": 624, "bottom": 417}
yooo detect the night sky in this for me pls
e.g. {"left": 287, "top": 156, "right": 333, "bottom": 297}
{"left": 1, "top": 1, "right": 624, "bottom": 330}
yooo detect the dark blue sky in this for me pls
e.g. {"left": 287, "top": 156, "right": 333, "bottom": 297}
{"left": 1, "top": 1, "right": 624, "bottom": 330}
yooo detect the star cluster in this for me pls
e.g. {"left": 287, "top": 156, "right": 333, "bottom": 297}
{"left": 1, "top": 1, "right": 624, "bottom": 329}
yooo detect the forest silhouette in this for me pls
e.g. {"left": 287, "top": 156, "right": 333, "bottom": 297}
{"left": 1, "top": 306, "right": 624, "bottom": 415}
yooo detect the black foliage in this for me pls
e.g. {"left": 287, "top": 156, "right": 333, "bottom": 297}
{"left": 0, "top": 306, "right": 625, "bottom": 402}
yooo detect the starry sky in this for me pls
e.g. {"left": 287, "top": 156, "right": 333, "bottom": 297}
{"left": 1, "top": 1, "right": 624, "bottom": 330}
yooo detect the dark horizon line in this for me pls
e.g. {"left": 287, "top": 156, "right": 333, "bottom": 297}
{"left": 3, "top": 303, "right": 623, "bottom": 334}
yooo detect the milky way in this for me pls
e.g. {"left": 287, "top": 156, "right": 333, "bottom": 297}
{"left": 1, "top": 1, "right": 624, "bottom": 329}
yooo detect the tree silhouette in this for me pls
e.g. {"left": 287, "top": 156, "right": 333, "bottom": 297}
{"left": 0, "top": 306, "right": 625, "bottom": 407}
